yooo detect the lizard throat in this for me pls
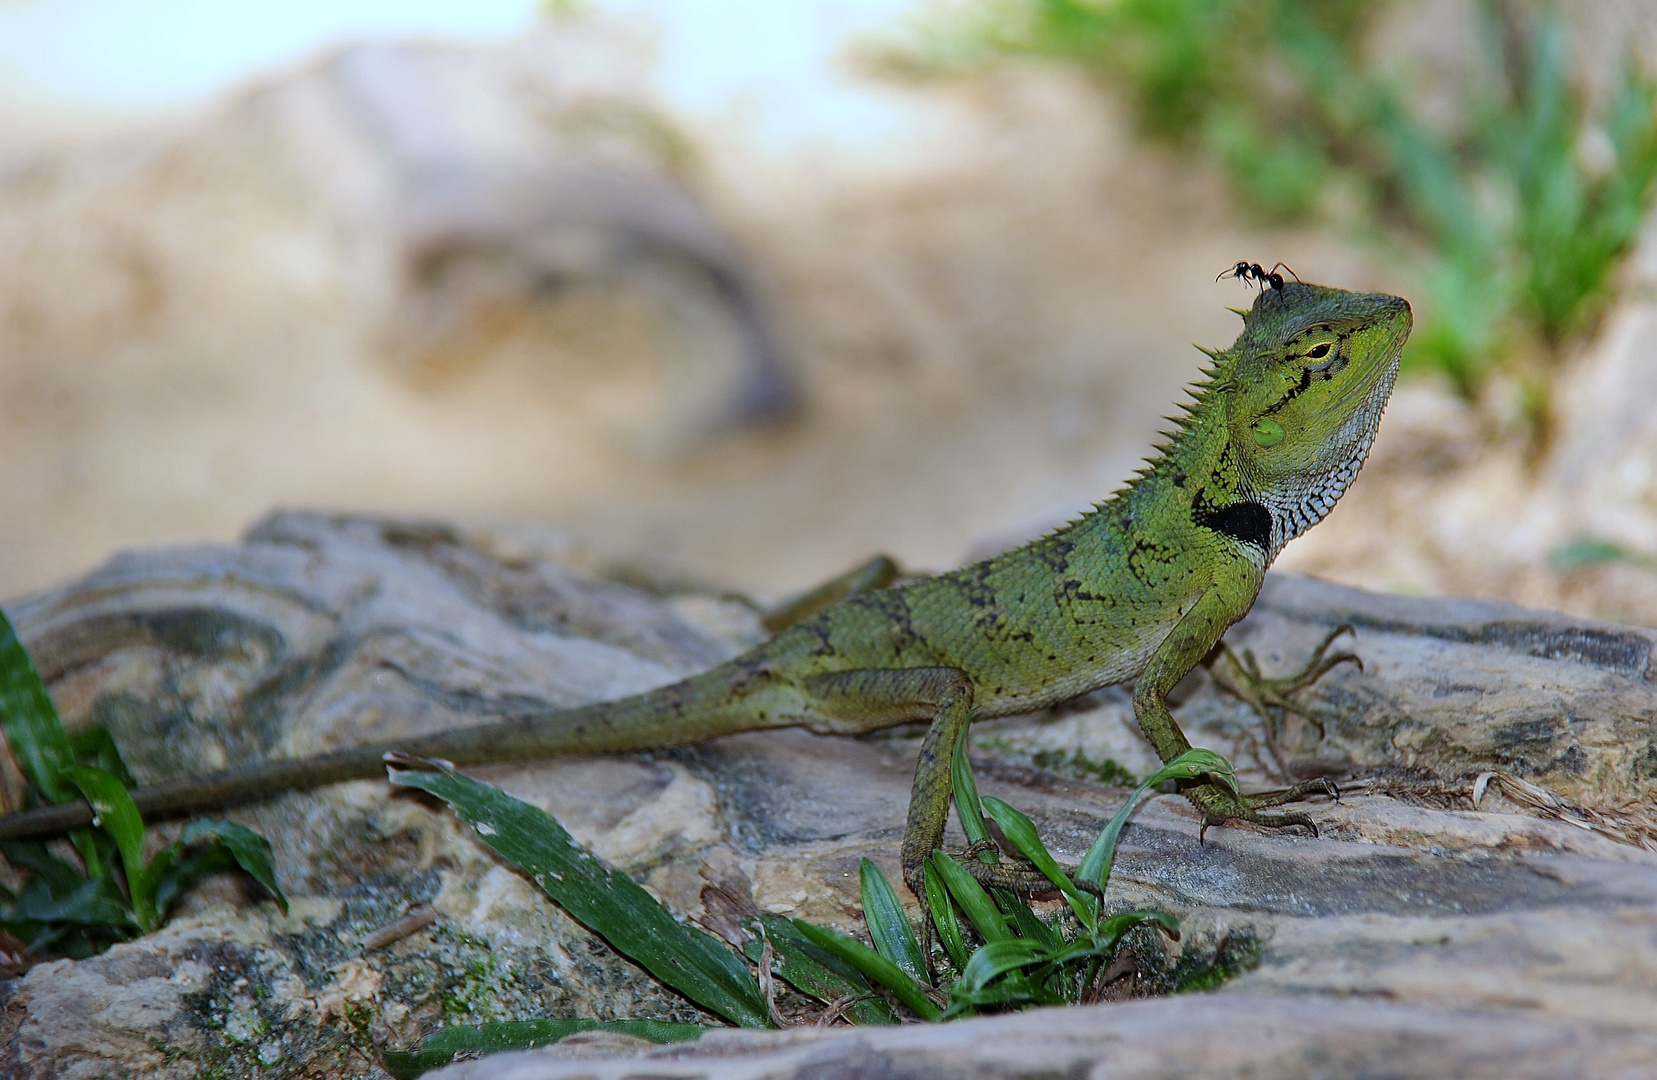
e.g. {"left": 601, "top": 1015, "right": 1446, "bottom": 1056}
{"left": 1255, "top": 358, "right": 1399, "bottom": 559}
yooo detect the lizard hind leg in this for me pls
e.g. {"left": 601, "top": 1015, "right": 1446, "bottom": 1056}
{"left": 955, "top": 839, "right": 1104, "bottom": 898}
{"left": 800, "top": 665, "right": 977, "bottom": 902}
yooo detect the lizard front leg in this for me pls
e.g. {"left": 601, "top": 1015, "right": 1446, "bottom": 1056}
{"left": 1134, "top": 588, "right": 1332, "bottom": 835}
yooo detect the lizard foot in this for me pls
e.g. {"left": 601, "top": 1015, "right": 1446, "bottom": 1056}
{"left": 954, "top": 840, "right": 1103, "bottom": 898}
{"left": 1188, "top": 778, "right": 1339, "bottom": 842}
{"left": 1213, "top": 624, "right": 1360, "bottom": 775}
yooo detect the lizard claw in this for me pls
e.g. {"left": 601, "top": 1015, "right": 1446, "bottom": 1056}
{"left": 1189, "top": 777, "right": 1337, "bottom": 841}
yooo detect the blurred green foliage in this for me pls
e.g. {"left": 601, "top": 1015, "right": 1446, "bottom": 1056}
{"left": 885, "top": 0, "right": 1657, "bottom": 402}
{"left": 0, "top": 609, "right": 285, "bottom": 960}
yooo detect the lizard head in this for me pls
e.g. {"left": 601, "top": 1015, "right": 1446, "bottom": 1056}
{"left": 1221, "top": 281, "right": 1412, "bottom": 552}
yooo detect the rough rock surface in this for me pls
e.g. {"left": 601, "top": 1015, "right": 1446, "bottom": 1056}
{"left": 1, "top": 512, "right": 1654, "bottom": 1078}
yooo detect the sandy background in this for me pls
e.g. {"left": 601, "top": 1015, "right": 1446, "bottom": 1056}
{"left": 0, "top": 3, "right": 1654, "bottom": 624}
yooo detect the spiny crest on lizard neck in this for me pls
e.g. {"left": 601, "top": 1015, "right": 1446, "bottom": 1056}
{"left": 1131, "top": 279, "right": 1413, "bottom": 561}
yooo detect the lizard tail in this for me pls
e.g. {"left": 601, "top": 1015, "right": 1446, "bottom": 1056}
{"left": 0, "top": 661, "right": 777, "bottom": 842}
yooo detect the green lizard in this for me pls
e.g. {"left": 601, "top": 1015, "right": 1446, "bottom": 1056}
{"left": 0, "top": 276, "right": 1411, "bottom": 900}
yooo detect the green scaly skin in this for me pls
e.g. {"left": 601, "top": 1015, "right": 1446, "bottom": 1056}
{"left": 0, "top": 280, "right": 1411, "bottom": 900}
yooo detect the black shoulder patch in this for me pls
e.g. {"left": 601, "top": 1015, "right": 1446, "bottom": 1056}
{"left": 1192, "top": 499, "right": 1272, "bottom": 552}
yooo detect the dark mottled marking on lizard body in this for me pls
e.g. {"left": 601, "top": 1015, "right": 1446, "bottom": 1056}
{"left": 803, "top": 616, "right": 836, "bottom": 657}
{"left": 868, "top": 589, "right": 921, "bottom": 653}
{"left": 1035, "top": 538, "right": 1075, "bottom": 577}
{"left": 954, "top": 563, "right": 1021, "bottom": 639}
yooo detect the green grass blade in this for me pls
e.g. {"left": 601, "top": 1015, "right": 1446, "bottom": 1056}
{"left": 1161, "top": 748, "right": 1239, "bottom": 795}
{"left": 0, "top": 607, "right": 77, "bottom": 804}
{"left": 7, "top": 871, "right": 134, "bottom": 928}
{"left": 922, "top": 862, "right": 970, "bottom": 971}
{"left": 1094, "top": 909, "right": 1179, "bottom": 950}
{"left": 942, "top": 976, "right": 1063, "bottom": 1016}
{"left": 1078, "top": 748, "right": 1239, "bottom": 891}
{"left": 149, "top": 844, "right": 221, "bottom": 917}
{"left": 1032, "top": 910, "right": 1180, "bottom": 971}
{"left": 63, "top": 766, "right": 152, "bottom": 928}
{"left": 981, "top": 796, "right": 1096, "bottom": 930}
{"left": 68, "top": 726, "right": 137, "bottom": 789}
{"left": 175, "top": 819, "right": 289, "bottom": 915}
{"left": 390, "top": 762, "right": 768, "bottom": 1029}
{"left": 0, "top": 842, "right": 85, "bottom": 896}
{"left": 858, "top": 858, "right": 927, "bottom": 985}
{"left": 955, "top": 938, "right": 1047, "bottom": 993}
{"left": 949, "top": 721, "right": 990, "bottom": 848}
{"left": 996, "top": 888, "right": 1059, "bottom": 951}
{"left": 740, "top": 914, "right": 898, "bottom": 1025}
{"left": 382, "top": 1019, "right": 706, "bottom": 1079}
{"left": 1, "top": 916, "right": 127, "bottom": 960}
{"left": 791, "top": 919, "right": 942, "bottom": 1021}
{"left": 928, "top": 851, "right": 1010, "bottom": 943}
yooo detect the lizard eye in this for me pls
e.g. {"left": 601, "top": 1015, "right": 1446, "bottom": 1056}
{"left": 1306, "top": 342, "right": 1333, "bottom": 360}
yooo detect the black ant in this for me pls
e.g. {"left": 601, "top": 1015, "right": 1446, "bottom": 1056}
{"left": 1217, "top": 261, "right": 1300, "bottom": 291}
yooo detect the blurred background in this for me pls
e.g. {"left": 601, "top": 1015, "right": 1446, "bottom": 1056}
{"left": 2, "top": 0, "right": 1657, "bottom": 622}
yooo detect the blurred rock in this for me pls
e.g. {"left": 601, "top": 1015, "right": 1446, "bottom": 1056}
{"left": 431, "top": 996, "right": 1657, "bottom": 1080}
{"left": 11, "top": 23, "right": 794, "bottom": 453}
{"left": 0, "top": 15, "right": 806, "bottom": 597}
{"left": 264, "top": 36, "right": 797, "bottom": 442}
{"left": 1, "top": 513, "right": 1654, "bottom": 1077}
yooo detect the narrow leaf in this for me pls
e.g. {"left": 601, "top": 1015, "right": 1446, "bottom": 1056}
{"left": 1078, "top": 748, "right": 1240, "bottom": 892}
{"left": 69, "top": 726, "right": 138, "bottom": 789}
{"left": 1094, "top": 909, "right": 1179, "bottom": 950}
{"left": 997, "top": 888, "right": 1059, "bottom": 951}
{"left": 949, "top": 721, "right": 991, "bottom": 848}
{"left": 3, "top": 915, "right": 129, "bottom": 959}
{"left": 927, "top": 851, "right": 1010, "bottom": 943}
{"left": 858, "top": 858, "right": 926, "bottom": 985}
{"left": 740, "top": 914, "right": 897, "bottom": 1026}
{"left": 981, "top": 797, "right": 1096, "bottom": 930}
{"left": 391, "top": 763, "right": 768, "bottom": 1029}
{"left": 382, "top": 1019, "right": 705, "bottom": 1079}
{"left": 942, "top": 977, "right": 1063, "bottom": 1015}
{"left": 922, "top": 863, "right": 969, "bottom": 971}
{"left": 0, "top": 608, "right": 77, "bottom": 804}
{"left": 175, "top": 819, "right": 288, "bottom": 914}
{"left": 6, "top": 871, "right": 134, "bottom": 928}
{"left": 150, "top": 844, "right": 230, "bottom": 917}
{"left": 955, "top": 938, "right": 1047, "bottom": 992}
{"left": 67, "top": 827, "right": 110, "bottom": 886}
{"left": 64, "top": 766, "right": 153, "bottom": 928}
{"left": 791, "top": 918, "right": 941, "bottom": 1021}
{"left": 1148, "top": 748, "right": 1240, "bottom": 796}
{"left": 1, "top": 841, "right": 90, "bottom": 896}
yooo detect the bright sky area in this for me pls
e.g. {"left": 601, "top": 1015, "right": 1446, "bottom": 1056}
{"left": 0, "top": 0, "right": 925, "bottom": 150}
